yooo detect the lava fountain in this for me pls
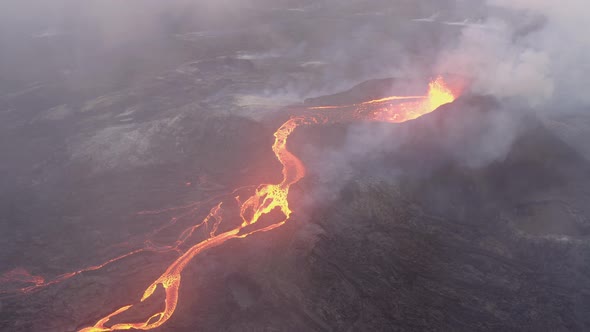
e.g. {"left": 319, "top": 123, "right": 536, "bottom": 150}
{"left": 0, "top": 77, "right": 457, "bottom": 331}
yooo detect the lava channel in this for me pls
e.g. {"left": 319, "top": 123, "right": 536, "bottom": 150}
{"left": 0, "top": 77, "right": 458, "bottom": 331}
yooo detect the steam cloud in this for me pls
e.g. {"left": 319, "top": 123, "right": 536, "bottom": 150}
{"left": 437, "top": 0, "right": 589, "bottom": 108}
{"left": 304, "top": 0, "right": 590, "bottom": 202}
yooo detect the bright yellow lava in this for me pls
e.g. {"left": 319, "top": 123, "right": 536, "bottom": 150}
{"left": 426, "top": 76, "right": 455, "bottom": 112}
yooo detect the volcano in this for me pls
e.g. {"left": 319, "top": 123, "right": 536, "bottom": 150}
{"left": 2, "top": 72, "right": 590, "bottom": 331}
{"left": 3, "top": 1, "right": 589, "bottom": 331}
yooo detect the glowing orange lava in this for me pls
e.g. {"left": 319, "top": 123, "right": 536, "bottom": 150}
{"left": 366, "top": 76, "right": 456, "bottom": 123}
{"left": 309, "top": 76, "right": 456, "bottom": 124}
{"left": 0, "top": 77, "right": 457, "bottom": 331}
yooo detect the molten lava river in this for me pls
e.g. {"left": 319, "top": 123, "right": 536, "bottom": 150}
{"left": 1, "top": 77, "right": 457, "bottom": 331}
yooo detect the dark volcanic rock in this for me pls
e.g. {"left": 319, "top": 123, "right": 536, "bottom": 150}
{"left": 4, "top": 81, "right": 590, "bottom": 331}
{"left": 288, "top": 96, "right": 590, "bottom": 331}
{"left": 2, "top": 2, "right": 590, "bottom": 328}
{"left": 304, "top": 78, "right": 400, "bottom": 106}
{"left": 133, "top": 97, "right": 590, "bottom": 332}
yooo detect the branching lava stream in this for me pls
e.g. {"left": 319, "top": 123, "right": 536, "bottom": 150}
{"left": 1, "top": 77, "right": 457, "bottom": 331}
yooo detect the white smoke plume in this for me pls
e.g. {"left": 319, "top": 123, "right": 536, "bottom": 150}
{"left": 302, "top": 0, "right": 590, "bottom": 197}
{"left": 437, "top": 0, "right": 589, "bottom": 108}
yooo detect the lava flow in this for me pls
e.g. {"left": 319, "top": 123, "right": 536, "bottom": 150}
{"left": 371, "top": 76, "right": 455, "bottom": 122}
{"left": 1, "top": 77, "right": 457, "bottom": 331}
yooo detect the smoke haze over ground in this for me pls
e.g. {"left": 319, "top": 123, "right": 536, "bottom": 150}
{"left": 436, "top": 0, "right": 590, "bottom": 108}
{"left": 297, "top": 0, "right": 590, "bottom": 193}
{"left": 1, "top": 1, "right": 590, "bottom": 331}
{"left": 1, "top": 0, "right": 586, "bottom": 107}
